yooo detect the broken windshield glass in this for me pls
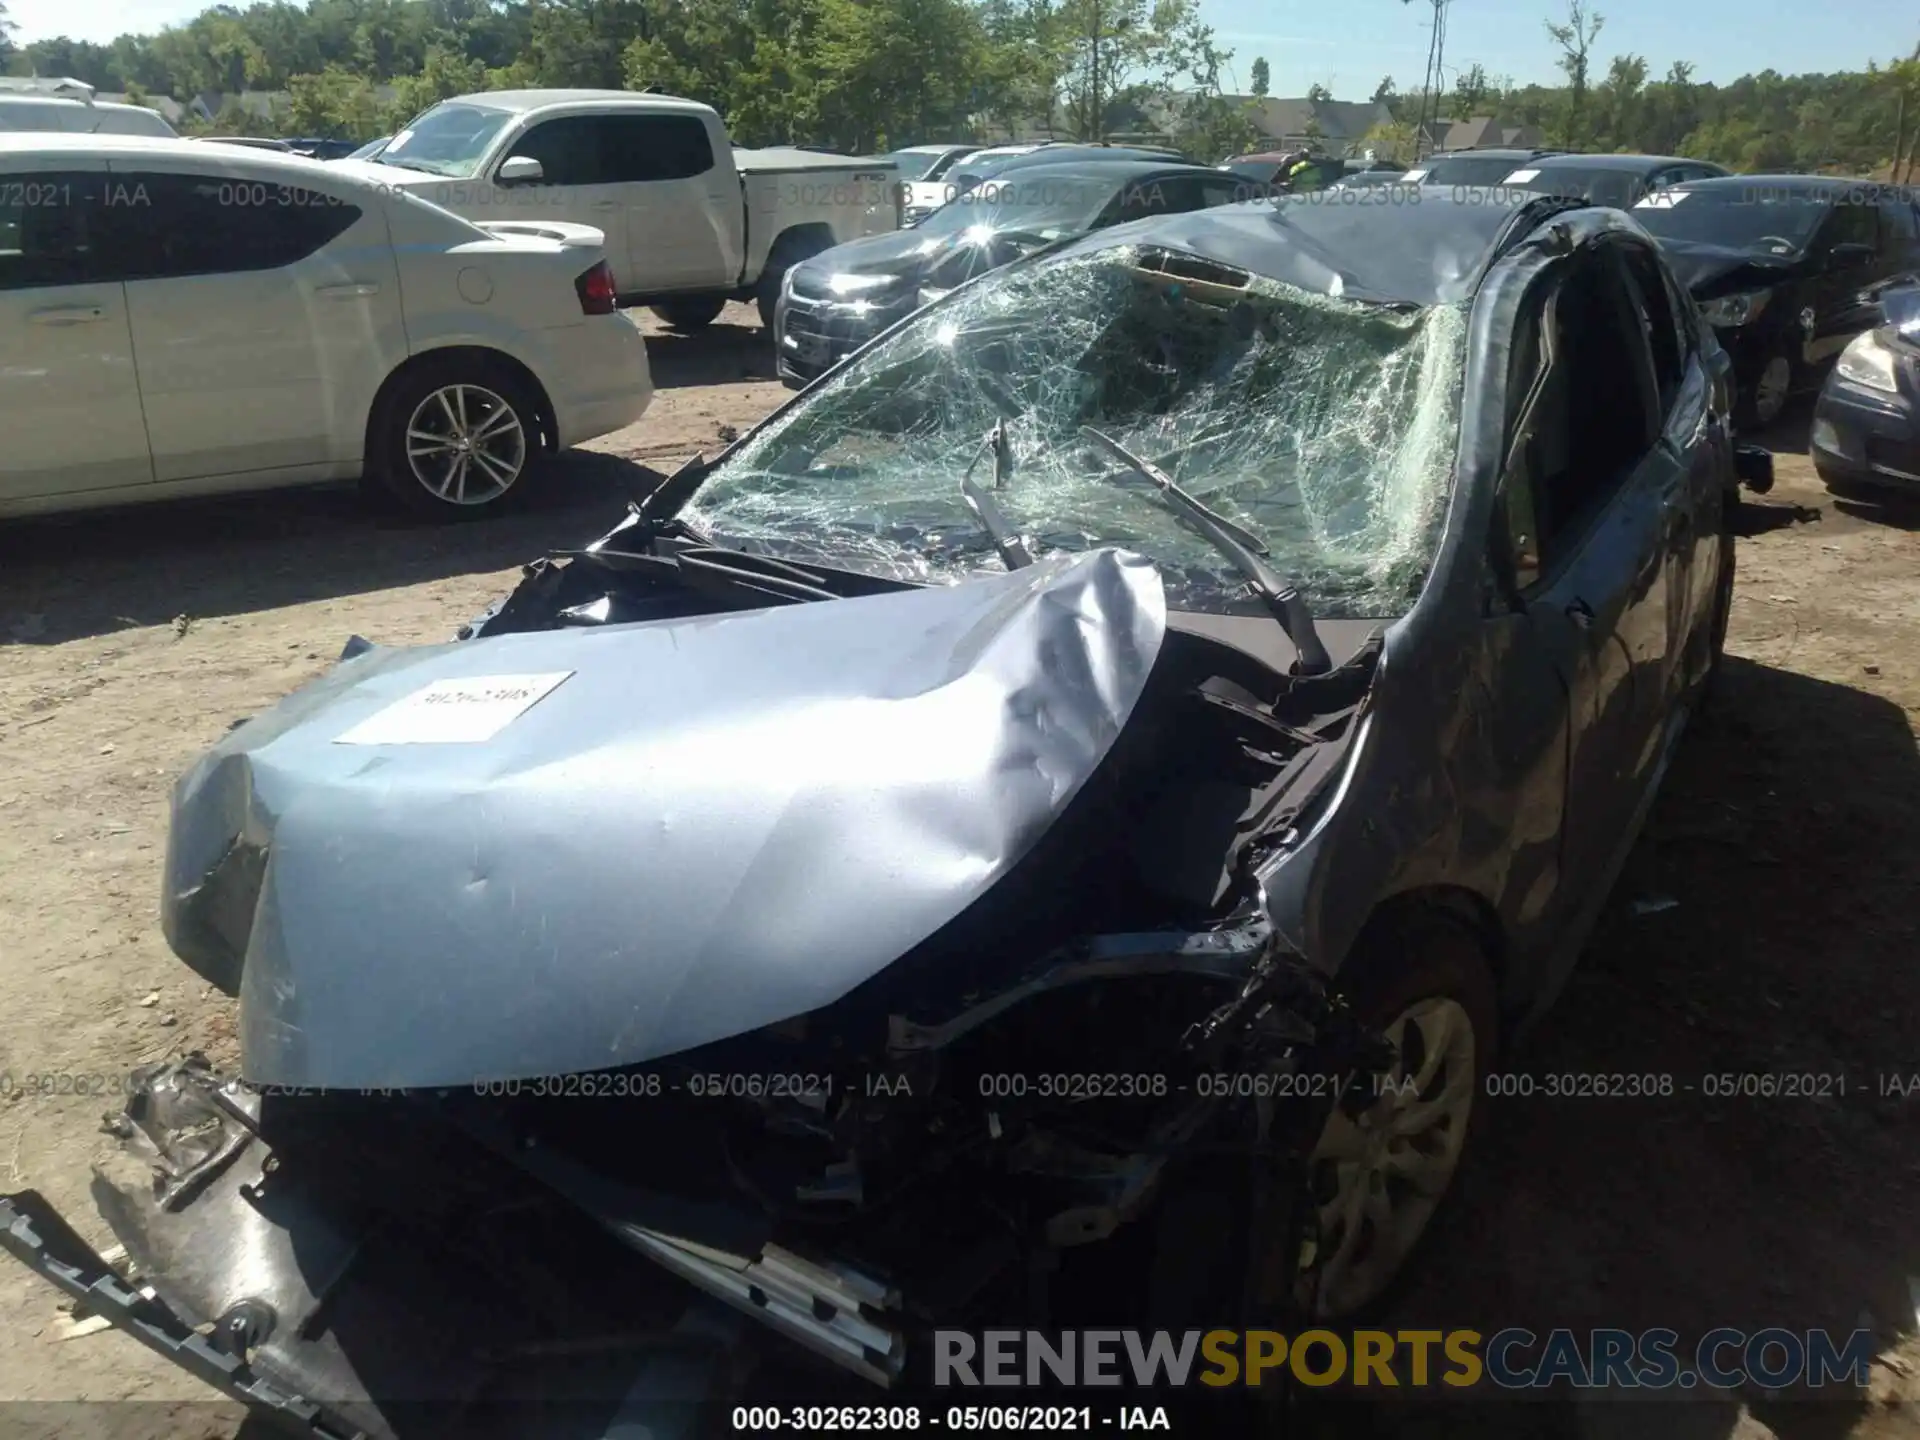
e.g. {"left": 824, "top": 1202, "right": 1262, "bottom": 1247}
{"left": 685, "top": 242, "right": 1468, "bottom": 619}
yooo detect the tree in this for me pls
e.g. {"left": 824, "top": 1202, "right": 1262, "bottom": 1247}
{"left": 0, "top": 0, "right": 15, "bottom": 70}
{"left": 1306, "top": 81, "right": 1330, "bottom": 103}
{"left": 1448, "top": 60, "right": 1491, "bottom": 120}
{"left": 1543, "top": 0, "right": 1602, "bottom": 148}
{"left": 1248, "top": 55, "right": 1268, "bottom": 97}
{"left": 1359, "top": 118, "right": 1416, "bottom": 164}
{"left": 1372, "top": 74, "right": 1397, "bottom": 106}
{"left": 1593, "top": 52, "right": 1645, "bottom": 150}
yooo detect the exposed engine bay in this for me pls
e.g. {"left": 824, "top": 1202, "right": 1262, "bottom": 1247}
{"left": 0, "top": 535, "right": 1399, "bottom": 1434}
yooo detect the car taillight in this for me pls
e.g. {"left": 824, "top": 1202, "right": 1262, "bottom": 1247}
{"left": 575, "top": 260, "right": 617, "bottom": 315}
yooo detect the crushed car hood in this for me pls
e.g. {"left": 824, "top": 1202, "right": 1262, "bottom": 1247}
{"left": 162, "top": 549, "right": 1167, "bottom": 1091}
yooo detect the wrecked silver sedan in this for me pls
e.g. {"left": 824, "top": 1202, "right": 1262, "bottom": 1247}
{"left": 3, "top": 189, "right": 1770, "bottom": 1435}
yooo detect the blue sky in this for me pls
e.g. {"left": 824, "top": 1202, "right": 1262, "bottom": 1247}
{"left": 6, "top": 0, "right": 1918, "bottom": 93}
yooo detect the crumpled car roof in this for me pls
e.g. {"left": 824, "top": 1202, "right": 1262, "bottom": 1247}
{"left": 1052, "top": 187, "right": 1548, "bottom": 306}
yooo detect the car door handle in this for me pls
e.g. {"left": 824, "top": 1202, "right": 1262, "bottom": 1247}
{"left": 28, "top": 304, "right": 107, "bottom": 325}
{"left": 315, "top": 283, "right": 380, "bottom": 299}
{"left": 1565, "top": 597, "right": 1595, "bottom": 629}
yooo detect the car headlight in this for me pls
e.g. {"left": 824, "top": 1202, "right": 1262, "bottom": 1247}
{"left": 1700, "top": 290, "right": 1771, "bottom": 327}
{"left": 826, "top": 272, "right": 898, "bottom": 297}
{"left": 1835, "top": 330, "right": 1900, "bottom": 394}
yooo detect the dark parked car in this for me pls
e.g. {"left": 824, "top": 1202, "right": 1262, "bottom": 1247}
{"left": 1401, "top": 146, "right": 1564, "bottom": 186}
{"left": 286, "top": 136, "right": 363, "bottom": 160}
{"left": 1630, "top": 175, "right": 1920, "bottom": 428}
{"left": 940, "top": 143, "right": 1189, "bottom": 196}
{"left": 0, "top": 186, "right": 1773, "bottom": 1436}
{"left": 774, "top": 159, "right": 1244, "bottom": 387}
{"left": 343, "top": 133, "right": 390, "bottom": 160}
{"left": 1496, "top": 151, "right": 1728, "bottom": 207}
{"left": 1219, "top": 150, "right": 1347, "bottom": 192}
{"left": 1811, "top": 285, "right": 1920, "bottom": 495}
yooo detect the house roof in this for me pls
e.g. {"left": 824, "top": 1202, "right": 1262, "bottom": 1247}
{"left": 1206, "top": 95, "right": 1396, "bottom": 144}
{"left": 1430, "top": 116, "right": 1546, "bottom": 151}
{"left": 98, "top": 92, "right": 185, "bottom": 122}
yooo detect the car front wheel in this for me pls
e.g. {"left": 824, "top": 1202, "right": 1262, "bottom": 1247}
{"left": 1289, "top": 910, "right": 1497, "bottom": 1320}
{"left": 1736, "top": 348, "right": 1792, "bottom": 431}
{"left": 369, "top": 362, "right": 541, "bottom": 520}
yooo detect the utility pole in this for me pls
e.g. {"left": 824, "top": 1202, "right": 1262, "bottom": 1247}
{"left": 1089, "top": 0, "right": 1102, "bottom": 143}
{"left": 1405, "top": 0, "right": 1450, "bottom": 160}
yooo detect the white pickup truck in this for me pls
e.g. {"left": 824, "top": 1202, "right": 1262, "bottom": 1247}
{"left": 351, "top": 89, "right": 901, "bottom": 331}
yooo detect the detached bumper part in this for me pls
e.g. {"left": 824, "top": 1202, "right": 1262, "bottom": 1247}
{"left": 0, "top": 1191, "right": 362, "bottom": 1439}
{"left": 0, "top": 1060, "right": 771, "bottom": 1440}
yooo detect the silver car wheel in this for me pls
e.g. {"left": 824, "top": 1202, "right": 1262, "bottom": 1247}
{"left": 1299, "top": 995, "right": 1477, "bottom": 1317}
{"left": 405, "top": 383, "right": 527, "bottom": 505}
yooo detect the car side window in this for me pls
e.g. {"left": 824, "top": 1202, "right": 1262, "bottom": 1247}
{"left": 0, "top": 172, "right": 100, "bottom": 290}
{"left": 596, "top": 115, "right": 716, "bottom": 183}
{"left": 1618, "top": 242, "right": 1684, "bottom": 417}
{"left": 1498, "top": 249, "right": 1661, "bottom": 588}
{"left": 1822, "top": 199, "right": 1879, "bottom": 255}
{"left": 1190, "top": 176, "right": 1241, "bottom": 208}
{"left": 1108, "top": 178, "right": 1178, "bottom": 224}
{"left": 1879, "top": 197, "right": 1918, "bottom": 256}
{"left": 507, "top": 117, "right": 608, "bottom": 187}
{"left": 95, "top": 172, "right": 361, "bottom": 281}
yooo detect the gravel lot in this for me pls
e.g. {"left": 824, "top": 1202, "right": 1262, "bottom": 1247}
{"left": 1, "top": 304, "right": 1918, "bottom": 1439}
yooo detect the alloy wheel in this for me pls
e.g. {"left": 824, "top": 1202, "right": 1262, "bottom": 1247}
{"left": 1296, "top": 995, "right": 1477, "bottom": 1318}
{"left": 405, "top": 383, "right": 528, "bottom": 506}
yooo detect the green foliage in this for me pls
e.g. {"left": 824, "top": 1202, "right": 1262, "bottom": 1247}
{"left": 1248, "top": 55, "right": 1267, "bottom": 98}
{"left": 3, "top": 0, "right": 1915, "bottom": 170}
{"left": 1544, "top": 0, "right": 1603, "bottom": 148}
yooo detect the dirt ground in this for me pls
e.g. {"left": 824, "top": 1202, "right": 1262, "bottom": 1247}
{"left": 2, "top": 303, "right": 1919, "bottom": 1439}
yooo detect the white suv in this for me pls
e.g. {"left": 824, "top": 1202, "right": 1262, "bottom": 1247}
{"left": 0, "top": 134, "right": 653, "bottom": 520}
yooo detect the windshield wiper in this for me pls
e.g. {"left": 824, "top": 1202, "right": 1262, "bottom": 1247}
{"left": 1079, "top": 426, "right": 1332, "bottom": 675}
{"left": 960, "top": 423, "right": 1032, "bottom": 569}
{"left": 376, "top": 156, "right": 443, "bottom": 175}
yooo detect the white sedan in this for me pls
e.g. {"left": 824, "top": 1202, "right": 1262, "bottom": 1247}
{"left": 0, "top": 134, "right": 653, "bottom": 520}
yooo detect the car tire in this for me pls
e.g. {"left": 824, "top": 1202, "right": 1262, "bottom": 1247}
{"left": 1141, "top": 907, "right": 1497, "bottom": 1333}
{"left": 649, "top": 298, "right": 725, "bottom": 333}
{"left": 1287, "top": 908, "right": 1499, "bottom": 1322}
{"left": 1734, "top": 346, "right": 1793, "bottom": 432}
{"left": 367, "top": 358, "right": 544, "bottom": 521}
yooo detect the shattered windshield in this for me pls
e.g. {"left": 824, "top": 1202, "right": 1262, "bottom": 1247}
{"left": 685, "top": 244, "right": 1468, "bottom": 619}
{"left": 1633, "top": 187, "right": 1831, "bottom": 254}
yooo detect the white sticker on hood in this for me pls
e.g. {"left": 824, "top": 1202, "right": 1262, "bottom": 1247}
{"left": 1401, "top": 168, "right": 1429, "bottom": 183}
{"left": 335, "top": 672, "right": 574, "bottom": 745}
{"left": 1504, "top": 168, "right": 1540, "bottom": 183}
{"left": 1636, "top": 190, "right": 1686, "bottom": 208}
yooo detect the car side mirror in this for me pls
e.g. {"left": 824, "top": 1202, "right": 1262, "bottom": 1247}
{"left": 1827, "top": 242, "right": 1874, "bottom": 271}
{"left": 496, "top": 155, "right": 545, "bottom": 186}
{"left": 1734, "top": 444, "right": 1774, "bottom": 494}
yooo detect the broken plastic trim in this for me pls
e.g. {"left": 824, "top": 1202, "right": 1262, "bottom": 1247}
{"left": 886, "top": 913, "right": 1277, "bottom": 1054}
{"left": 611, "top": 1230, "right": 906, "bottom": 1388}
{"left": 0, "top": 1193, "right": 366, "bottom": 1439}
